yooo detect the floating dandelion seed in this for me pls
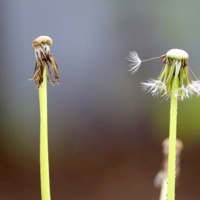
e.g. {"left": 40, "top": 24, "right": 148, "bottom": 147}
{"left": 30, "top": 36, "right": 59, "bottom": 88}
{"left": 127, "top": 51, "right": 142, "bottom": 73}
{"left": 127, "top": 51, "right": 162, "bottom": 74}
{"left": 127, "top": 49, "right": 200, "bottom": 100}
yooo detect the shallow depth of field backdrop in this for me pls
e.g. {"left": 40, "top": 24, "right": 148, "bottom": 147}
{"left": 0, "top": 1, "right": 200, "bottom": 200}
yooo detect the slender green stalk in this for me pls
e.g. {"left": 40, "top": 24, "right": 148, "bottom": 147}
{"left": 39, "top": 68, "right": 51, "bottom": 200}
{"left": 168, "top": 77, "right": 178, "bottom": 200}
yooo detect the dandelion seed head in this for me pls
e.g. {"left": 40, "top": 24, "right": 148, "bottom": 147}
{"left": 128, "top": 48, "right": 200, "bottom": 100}
{"left": 166, "top": 49, "right": 188, "bottom": 60}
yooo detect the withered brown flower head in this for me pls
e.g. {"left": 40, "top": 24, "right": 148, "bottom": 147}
{"left": 30, "top": 36, "right": 59, "bottom": 88}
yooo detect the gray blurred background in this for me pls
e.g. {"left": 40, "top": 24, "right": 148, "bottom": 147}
{"left": 0, "top": 0, "right": 200, "bottom": 199}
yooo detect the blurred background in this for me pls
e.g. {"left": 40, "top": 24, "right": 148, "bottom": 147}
{"left": 0, "top": 0, "right": 200, "bottom": 199}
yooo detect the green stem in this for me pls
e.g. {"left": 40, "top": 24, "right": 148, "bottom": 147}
{"left": 168, "top": 77, "right": 178, "bottom": 200}
{"left": 39, "top": 68, "right": 51, "bottom": 200}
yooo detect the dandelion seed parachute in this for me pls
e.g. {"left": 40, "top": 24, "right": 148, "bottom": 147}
{"left": 127, "top": 51, "right": 142, "bottom": 74}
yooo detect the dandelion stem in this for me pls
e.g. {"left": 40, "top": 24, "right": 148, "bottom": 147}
{"left": 168, "top": 76, "right": 178, "bottom": 200}
{"left": 39, "top": 67, "right": 51, "bottom": 200}
{"left": 160, "top": 177, "right": 168, "bottom": 200}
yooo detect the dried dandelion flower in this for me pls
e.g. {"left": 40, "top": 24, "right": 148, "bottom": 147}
{"left": 30, "top": 36, "right": 59, "bottom": 88}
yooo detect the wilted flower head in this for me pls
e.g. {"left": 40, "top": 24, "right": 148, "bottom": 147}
{"left": 30, "top": 36, "right": 59, "bottom": 88}
{"left": 128, "top": 49, "right": 200, "bottom": 100}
